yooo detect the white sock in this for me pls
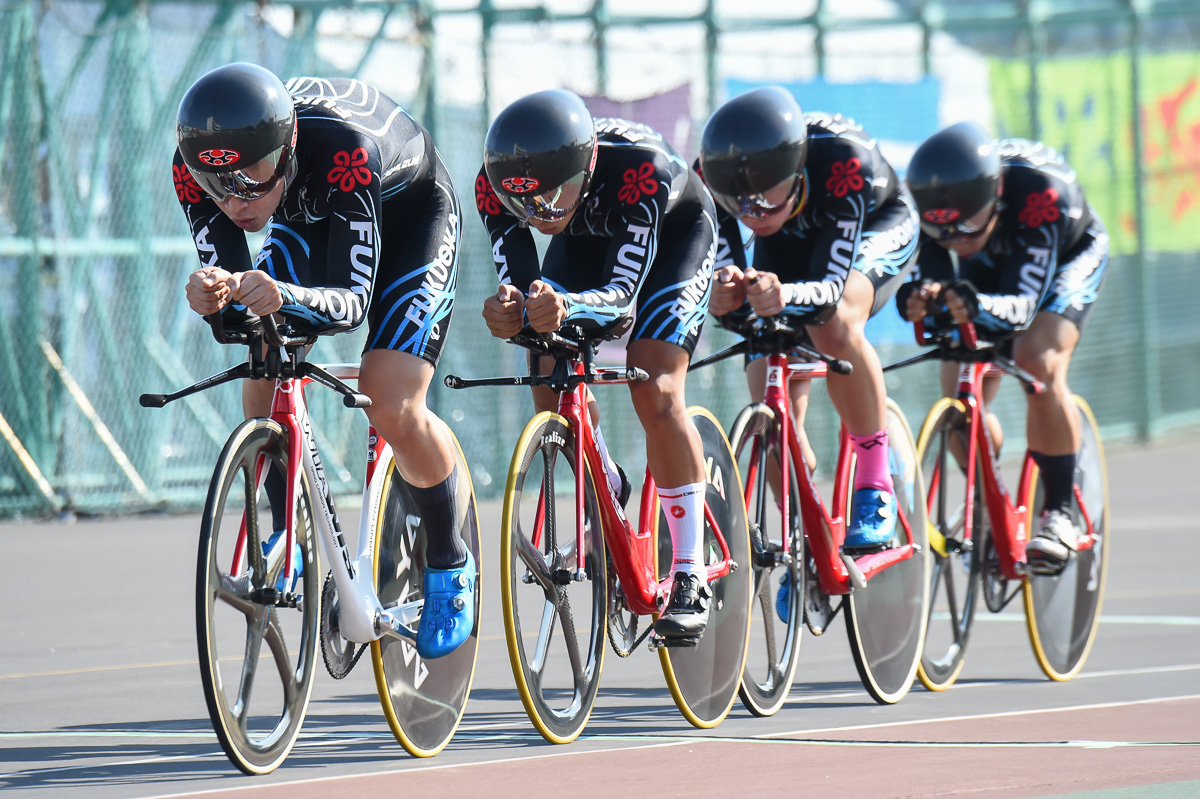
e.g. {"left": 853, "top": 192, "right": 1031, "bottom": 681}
{"left": 594, "top": 425, "right": 622, "bottom": 495}
{"left": 658, "top": 481, "right": 707, "bottom": 580}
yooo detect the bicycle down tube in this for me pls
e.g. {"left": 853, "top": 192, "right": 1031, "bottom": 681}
{"left": 540, "top": 359, "right": 735, "bottom": 618}
{"left": 945, "top": 357, "right": 1098, "bottom": 584}
{"left": 758, "top": 354, "right": 918, "bottom": 595}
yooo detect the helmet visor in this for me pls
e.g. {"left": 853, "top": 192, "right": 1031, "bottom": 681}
{"left": 497, "top": 171, "right": 588, "bottom": 223}
{"left": 711, "top": 173, "right": 805, "bottom": 221}
{"left": 920, "top": 198, "right": 997, "bottom": 243}
{"left": 189, "top": 144, "right": 291, "bottom": 203}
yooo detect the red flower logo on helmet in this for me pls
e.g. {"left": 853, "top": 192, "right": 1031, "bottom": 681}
{"left": 198, "top": 149, "right": 240, "bottom": 167}
{"left": 501, "top": 176, "right": 540, "bottom": 194}
{"left": 1018, "top": 188, "right": 1060, "bottom": 227}
{"left": 826, "top": 158, "right": 864, "bottom": 198}
{"left": 475, "top": 174, "right": 502, "bottom": 216}
{"left": 618, "top": 161, "right": 658, "bottom": 205}
{"left": 173, "top": 164, "right": 204, "bottom": 204}
{"left": 327, "top": 148, "right": 372, "bottom": 192}
{"left": 923, "top": 208, "right": 960, "bottom": 224}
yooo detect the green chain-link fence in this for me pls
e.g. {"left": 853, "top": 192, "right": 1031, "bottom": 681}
{"left": 2, "top": 0, "right": 1198, "bottom": 518}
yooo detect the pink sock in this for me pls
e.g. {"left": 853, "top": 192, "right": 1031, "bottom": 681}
{"left": 850, "top": 430, "right": 894, "bottom": 493}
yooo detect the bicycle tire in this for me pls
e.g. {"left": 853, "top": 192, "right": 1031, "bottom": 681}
{"left": 371, "top": 428, "right": 481, "bottom": 756}
{"left": 915, "top": 398, "right": 986, "bottom": 691}
{"left": 844, "top": 399, "right": 931, "bottom": 704}
{"left": 196, "top": 418, "right": 321, "bottom": 775}
{"left": 501, "top": 412, "right": 607, "bottom": 744}
{"left": 658, "top": 407, "right": 753, "bottom": 728}
{"left": 1023, "top": 395, "right": 1109, "bottom": 681}
{"left": 728, "top": 403, "right": 804, "bottom": 717}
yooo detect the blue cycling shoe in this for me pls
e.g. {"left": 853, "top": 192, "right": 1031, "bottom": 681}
{"left": 775, "top": 571, "right": 792, "bottom": 623}
{"left": 843, "top": 488, "right": 899, "bottom": 554}
{"left": 416, "top": 550, "right": 476, "bottom": 659}
{"left": 262, "top": 529, "right": 303, "bottom": 594}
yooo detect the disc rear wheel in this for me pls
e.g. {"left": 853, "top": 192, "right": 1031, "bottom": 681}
{"left": 845, "top": 400, "right": 931, "bottom": 704}
{"left": 1023, "top": 396, "right": 1108, "bottom": 681}
{"left": 372, "top": 431, "right": 481, "bottom": 756}
{"left": 658, "top": 407, "right": 753, "bottom": 728}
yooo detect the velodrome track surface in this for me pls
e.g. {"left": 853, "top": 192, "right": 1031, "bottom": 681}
{"left": 2, "top": 437, "right": 1197, "bottom": 798}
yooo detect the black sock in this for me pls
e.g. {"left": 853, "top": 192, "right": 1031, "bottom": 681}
{"left": 265, "top": 464, "right": 288, "bottom": 534}
{"left": 408, "top": 468, "right": 468, "bottom": 569}
{"left": 1031, "top": 451, "right": 1077, "bottom": 515}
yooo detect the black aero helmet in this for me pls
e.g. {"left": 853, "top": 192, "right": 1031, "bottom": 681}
{"left": 177, "top": 62, "right": 297, "bottom": 202}
{"left": 906, "top": 122, "right": 1001, "bottom": 242}
{"left": 699, "top": 86, "right": 808, "bottom": 219}
{"left": 484, "top": 89, "right": 597, "bottom": 222}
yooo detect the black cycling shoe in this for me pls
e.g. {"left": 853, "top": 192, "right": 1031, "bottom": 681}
{"left": 615, "top": 463, "right": 632, "bottom": 509}
{"left": 653, "top": 572, "right": 711, "bottom": 643}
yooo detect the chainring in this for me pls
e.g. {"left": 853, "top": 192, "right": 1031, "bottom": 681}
{"left": 320, "top": 570, "right": 367, "bottom": 679}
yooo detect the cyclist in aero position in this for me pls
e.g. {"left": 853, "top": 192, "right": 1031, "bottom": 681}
{"left": 476, "top": 89, "right": 718, "bottom": 642}
{"left": 173, "top": 63, "right": 474, "bottom": 658}
{"left": 898, "top": 122, "right": 1109, "bottom": 574}
{"left": 698, "top": 86, "right": 919, "bottom": 552}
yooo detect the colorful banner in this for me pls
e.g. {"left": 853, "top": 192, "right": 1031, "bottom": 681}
{"left": 990, "top": 51, "right": 1200, "bottom": 254}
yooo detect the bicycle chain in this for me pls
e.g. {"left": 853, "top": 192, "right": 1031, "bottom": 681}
{"left": 320, "top": 571, "right": 367, "bottom": 680}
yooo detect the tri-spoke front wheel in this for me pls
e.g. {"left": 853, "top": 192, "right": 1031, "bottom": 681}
{"left": 501, "top": 413, "right": 607, "bottom": 744}
{"left": 916, "top": 399, "right": 986, "bottom": 691}
{"left": 728, "top": 403, "right": 803, "bottom": 717}
{"left": 196, "top": 419, "right": 321, "bottom": 775}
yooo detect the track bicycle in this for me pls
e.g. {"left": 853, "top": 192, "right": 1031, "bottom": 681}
{"left": 883, "top": 321, "right": 1108, "bottom": 688}
{"left": 446, "top": 326, "right": 752, "bottom": 744}
{"left": 140, "top": 314, "right": 481, "bottom": 773}
{"left": 689, "top": 316, "right": 931, "bottom": 714}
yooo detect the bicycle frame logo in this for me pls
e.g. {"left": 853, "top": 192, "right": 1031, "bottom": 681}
{"left": 704, "top": 456, "right": 727, "bottom": 501}
{"left": 394, "top": 512, "right": 431, "bottom": 689}
{"left": 303, "top": 414, "right": 355, "bottom": 577}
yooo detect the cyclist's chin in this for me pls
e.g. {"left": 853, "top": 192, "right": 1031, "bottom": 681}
{"left": 742, "top": 215, "right": 788, "bottom": 236}
{"left": 229, "top": 214, "right": 269, "bottom": 233}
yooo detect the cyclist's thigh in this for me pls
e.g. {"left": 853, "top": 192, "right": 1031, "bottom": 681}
{"left": 365, "top": 153, "right": 462, "bottom": 366}
{"left": 628, "top": 186, "right": 717, "bottom": 357}
{"left": 855, "top": 193, "right": 920, "bottom": 318}
{"left": 1011, "top": 313, "right": 1081, "bottom": 377}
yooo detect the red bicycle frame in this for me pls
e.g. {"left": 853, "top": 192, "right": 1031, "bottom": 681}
{"left": 529, "top": 360, "right": 733, "bottom": 617}
{"left": 749, "top": 352, "right": 917, "bottom": 597}
{"left": 932, "top": 358, "right": 1098, "bottom": 582}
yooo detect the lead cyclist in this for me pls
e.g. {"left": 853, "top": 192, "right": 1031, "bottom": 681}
{"left": 173, "top": 62, "right": 473, "bottom": 658}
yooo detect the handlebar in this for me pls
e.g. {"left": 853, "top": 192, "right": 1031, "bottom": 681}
{"left": 889, "top": 319, "right": 1044, "bottom": 395}
{"left": 139, "top": 313, "right": 372, "bottom": 410}
{"left": 444, "top": 325, "right": 650, "bottom": 392}
{"left": 689, "top": 314, "right": 853, "bottom": 375}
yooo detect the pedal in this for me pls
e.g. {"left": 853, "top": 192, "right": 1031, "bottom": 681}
{"left": 648, "top": 632, "right": 700, "bottom": 649}
{"left": 1024, "top": 553, "right": 1069, "bottom": 577}
{"left": 840, "top": 540, "right": 897, "bottom": 557}
{"left": 250, "top": 586, "right": 302, "bottom": 607}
